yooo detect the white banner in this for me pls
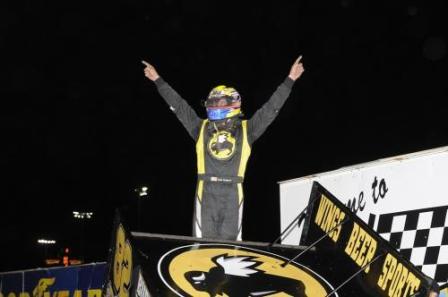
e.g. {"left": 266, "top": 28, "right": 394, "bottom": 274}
{"left": 279, "top": 146, "right": 448, "bottom": 283}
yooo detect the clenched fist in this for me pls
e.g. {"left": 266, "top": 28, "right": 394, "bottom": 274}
{"left": 142, "top": 60, "right": 160, "bottom": 81}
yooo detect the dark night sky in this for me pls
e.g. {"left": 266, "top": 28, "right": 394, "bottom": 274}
{"left": 1, "top": 0, "right": 447, "bottom": 271}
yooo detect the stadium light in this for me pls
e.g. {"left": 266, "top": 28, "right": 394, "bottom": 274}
{"left": 72, "top": 211, "right": 93, "bottom": 219}
{"left": 37, "top": 239, "right": 56, "bottom": 245}
{"left": 133, "top": 185, "right": 150, "bottom": 231}
{"left": 72, "top": 211, "right": 93, "bottom": 261}
{"left": 135, "top": 186, "right": 149, "bottom": 197}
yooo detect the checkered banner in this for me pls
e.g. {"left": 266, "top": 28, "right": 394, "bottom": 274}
{"left": 301, "top": 182, "right": 435, "bottom": 297}
{"left": 377, "top": 206, "right": 448, "bottom": 285}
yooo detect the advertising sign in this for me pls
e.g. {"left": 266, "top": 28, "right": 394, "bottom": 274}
{"left": 279, "top": 146, "right": 448, "bottom": 285}
{"left": 300, "top": 182, "right": 434, "bottom": 297}
{"left": 104, "top": 202, "right": 435, "bottom": 296}
{"left": 0, "top": 263, "right": 106, "bottom": 297}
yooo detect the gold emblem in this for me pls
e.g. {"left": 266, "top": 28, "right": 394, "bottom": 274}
{"left": 158, "top": 244, "right": 337, "bottom": 297}
{"left": 207, "top": 131, "right": 236, "bottom": 160}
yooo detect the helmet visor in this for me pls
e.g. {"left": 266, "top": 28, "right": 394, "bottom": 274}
{"left": 206, "top": 107, "right": 241, "bottom": 121}
{"left": 204, "top": 97, "right": 236, "bottom": 108}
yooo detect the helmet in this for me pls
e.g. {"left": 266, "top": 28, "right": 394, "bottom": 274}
{"left": 205, "top": 85, "right": 241, "bottom": 121}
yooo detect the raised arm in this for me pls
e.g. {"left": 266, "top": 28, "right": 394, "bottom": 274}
{"left": 248, "top": 56, "right": 305, "bottom": 143}
{"left": 143, "top": 60, "right": 202, "bottom": 140}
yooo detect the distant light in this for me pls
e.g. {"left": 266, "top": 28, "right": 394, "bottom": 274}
{"left": 45, "top": 259, "right": 61, "bottom": 265}
{"left": 69, "top": 259, "right": 83, "bottom": 265}
{"left": 73, "top": 211, "right": 93, "bottom": 219}
{"left": 63, "top": 255, "right": 69, "bottom": 267}
{"left": 135, "top": 186, "right": 149, "bottom": 197}
{"left": 38, "top": 239, "right": 56, "bottom": 245}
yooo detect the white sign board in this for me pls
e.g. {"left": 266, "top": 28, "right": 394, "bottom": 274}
{"left": 279, "top": 146, "right": 448, "bottom": 283}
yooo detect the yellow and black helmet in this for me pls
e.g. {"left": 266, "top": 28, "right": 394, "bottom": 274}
{"left": 205, "top": 85, "right": 242, "bottom": 121}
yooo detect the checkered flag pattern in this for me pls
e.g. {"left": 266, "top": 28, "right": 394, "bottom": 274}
{"left": 376, "top": 206, "right": 448, "bottom": 284}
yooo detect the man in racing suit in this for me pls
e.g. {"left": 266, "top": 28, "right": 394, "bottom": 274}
{"left": 143, "top": 56, "right": 304, "bottom": 240}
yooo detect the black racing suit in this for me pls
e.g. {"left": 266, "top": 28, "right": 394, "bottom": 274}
{"left": 155, "top": 77, "right": 295, "bottom": 240}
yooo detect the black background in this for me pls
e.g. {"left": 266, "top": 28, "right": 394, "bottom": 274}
{"left": 1, "top": 0, "right": 447, "bottom": 271}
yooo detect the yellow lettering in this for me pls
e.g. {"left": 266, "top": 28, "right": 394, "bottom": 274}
{"left": 114, "top": 225, "right": 126, "bottom": 292}
{"left": 351, "top": 227, "right": 365, "bottom": 261}
{"left": 388, "top": 263, "right": 402, "bottom": 296}
{"left": 19, "top": 293, "right": 30, "bottom": 297}
{"left": 378, "top": 253, "right": 421, "bottom": 297}
{"left": 378, "top": 253, "right": 396, "bottom": 289}
{"left": 121, "top": 242, "right": 133, "bottom": 297}
{"left": 315, "top": 195, "right": 329, "bottom": 227}
{"left": 345, "top": 223, "right": 360, "bottom": 256}
{"left": 57, "top": 291, "right": 69, "bottom": 297}
{"left": 384, "top": 256, "right": 397, "bottom": 291}
{"left": 403, "top": 273, "right": 415, "bottom": 296}
{"left": 377, "top": 257, "right": 389, "bottom": 288}
{"left": 405, "top": 275, "right": 421, "bottom": 297}
{"left": 324, "top": 204, "right": 336, "bottom": 232}
{"left": 411, "top": 278, "right": 421, "bottom": 296}
{"left": 328, "top": 207, "right": 340, "bottom": 239}
{"left": 392, "top": 266, "right": 408, "bottom": 297}
{"left": 329, "top": 206, "right": 339, "bottom": 234}
{"left": 356, "top": 232, "right": 369, "bottom": 267}
{"left": 8, "top": 293, "right": 16, "bottom": 297}
{"left": 315, "top": 195, "right": 346, "bottom": 243}
{"left": 73, "top": 291, "right": 82, "bottom": 297}
{"left": 87, "top": 290, "right": 101, "bottom": 297}
{"left": 345, "top": 222, "right": 378, "bottom": 273}
{"left": 363, "top": 238, "right": 377, "bottom": 273}
{"left": 113, "top": 224, "right": 133, "bottom": 297}
{"left": 332, "top": 211, "right": 346, "bottom": 242}
{"left": 33, "top": 277, "right": 55, "bottom": 297}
